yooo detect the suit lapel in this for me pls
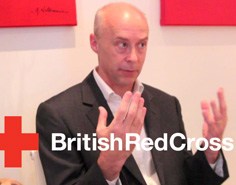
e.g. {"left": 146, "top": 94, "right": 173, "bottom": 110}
{"left": 81, "top": 72, "right": 113, "bottom": 128}
{"left": 123, "top": 155, "right": 147, "bottom": 184}
{"left": 143, "top": 90, "right": 166, "bottom": 185}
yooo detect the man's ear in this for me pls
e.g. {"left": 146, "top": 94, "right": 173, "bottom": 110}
{"left": 90, "top": 34, "right": 98, "bottom": 53}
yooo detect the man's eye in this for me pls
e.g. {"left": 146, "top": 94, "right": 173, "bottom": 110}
{"left": 118, "top": 42, "right": 128, "bottom": 48}
{"left": 138, "top": 42, "right": 146, "bottom": 48}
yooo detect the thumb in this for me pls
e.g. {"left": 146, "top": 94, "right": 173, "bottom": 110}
{"left": 97, "top": 106, "right": 108, "bottom": 131}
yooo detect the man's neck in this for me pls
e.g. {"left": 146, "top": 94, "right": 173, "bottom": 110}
{"left": 111, "top": 84, "right": 134, "bottom": 97}
{"left": 95, "top": 67, "right": 134, "bottom": 97}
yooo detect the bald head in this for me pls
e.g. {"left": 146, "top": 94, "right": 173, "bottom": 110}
{"left": 89, "top": 2, "right": 149, "bottom": 95}
{"left": 94, "top": 2, "right": 149, "bottom": 37}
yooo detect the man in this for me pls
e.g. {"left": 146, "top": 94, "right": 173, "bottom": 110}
{"left": 0, "top": 178, "right": 22, "bottom": 185}
{"left": 37, "top": 2, "right": 229, "bottom": 185}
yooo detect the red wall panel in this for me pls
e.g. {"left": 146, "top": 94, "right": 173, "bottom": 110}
{"left": 0, "top": 0, "right": 77, "bottom": 27}
{"left": 161, "top": 0, "right": 236, "bottom": 25}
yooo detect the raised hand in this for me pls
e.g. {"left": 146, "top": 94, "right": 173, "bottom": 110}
{"left": 201, "top": 88, "right": 228, "bottom": 163}
{"left": 97, "top": 91, "right": 146, "bottom": 180}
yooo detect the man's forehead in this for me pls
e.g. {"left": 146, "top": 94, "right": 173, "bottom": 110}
{"left": 101, "top": 5, "right": 148, "bottom": 30}
{"left": 109, "top": 27, "right": 149, "bottom": 38}
{"left": 106, "top": 13, "right": 147, "bottom": 28}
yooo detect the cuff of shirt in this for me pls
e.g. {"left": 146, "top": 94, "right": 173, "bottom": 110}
{"left": 106, "top": 177, "right": 121, "bottom": 185}
{"left": 209, "top": 152, "right": 224, "bottom": 177}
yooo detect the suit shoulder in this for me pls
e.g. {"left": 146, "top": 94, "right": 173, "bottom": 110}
{"left": 40, "top": 83, "right": 83, "bottom": 109}
{"left": 143, "top": 83, "right": 175, "bottom": 99}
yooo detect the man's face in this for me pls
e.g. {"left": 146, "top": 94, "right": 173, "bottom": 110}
{"left": 93, "top": 12, "right": 149, "bottom": 90}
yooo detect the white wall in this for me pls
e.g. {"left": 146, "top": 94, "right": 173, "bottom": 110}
{"left": 0, "top": 0, "right": 235, "bottom": 184}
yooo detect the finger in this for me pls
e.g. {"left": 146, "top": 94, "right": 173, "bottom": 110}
{"left": 129, "top": 97, "right": 145, "bottom": 131}
{"left": 114, "top": 91, "right": 133, "bottom": 123}
{"left": 123, "top": 92, "right": 141, "bottom": 126}
{"left": 134, "top": 107, "right": 147, "bottom": 135}
{"left": 142, "top": 107, "right": 147, "bottom": 122}
{"left": 201, "top": 100, "right": 209, "bottom": 110}
{"left": 201, "top": 101, "right": 214, "bottom": 126}
{"left": 217, "top": 88, "right": 227, "bottom": 117}
{"left": 97, "top": 106, "right": 108, "bottom": 131}
{"left": 202, "top": 122, "right": 208, "bottom": 139}
{"left": 136, "top": 106, "right": 147, "bottom": 134}
{"left": 210, "top": 100, "right": 221, "bottom": 121}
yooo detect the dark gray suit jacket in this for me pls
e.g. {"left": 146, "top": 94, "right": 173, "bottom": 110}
{"left": 37, "top": 72, "right": 229, "bottom": 185}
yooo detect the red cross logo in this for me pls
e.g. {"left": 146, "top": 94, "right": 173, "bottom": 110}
{"left": 0, "top": 116, "right": 39, "bottom": 167}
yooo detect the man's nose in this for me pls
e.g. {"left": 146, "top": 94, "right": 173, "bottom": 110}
{"left": 126, "top": 47, "right": 138, "bottom": 62}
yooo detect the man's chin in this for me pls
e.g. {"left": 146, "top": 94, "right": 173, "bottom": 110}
{"left": 119, "top": 78, "right": 136, "bottom": 87}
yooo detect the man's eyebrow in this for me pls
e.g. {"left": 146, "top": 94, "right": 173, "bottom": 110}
{"left": 114, "top": 37, "right": 148, "bottom": 41}
{"left": 114, "top": 37, "right": 129, "bottom": 41}
{"left": 140, "top": 37, "right": 148, "bottom": 42}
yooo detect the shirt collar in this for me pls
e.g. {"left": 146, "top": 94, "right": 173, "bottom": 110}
{"left": 93, "top": 68, "right": 144, "bottom": 101}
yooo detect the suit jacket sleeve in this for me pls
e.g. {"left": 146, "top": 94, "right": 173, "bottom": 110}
{"left": 184, "top": 150, "right": 229, "bottom": 185}
{"left": 36, "top": 102, "right": 109, "bottom": 185}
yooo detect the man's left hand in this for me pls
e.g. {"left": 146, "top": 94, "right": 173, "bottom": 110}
{"left": 201, "top": 88, "right": 228, "bottom": 163}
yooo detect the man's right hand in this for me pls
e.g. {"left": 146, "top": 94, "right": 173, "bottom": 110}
{"left": 96, "top": 91, "right": 146, "bottom": 181}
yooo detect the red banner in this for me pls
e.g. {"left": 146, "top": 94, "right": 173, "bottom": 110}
{"left": 161, "top": 0, "right": 236, "bottom": 25}
{"left": 0, "top": 0, "right": 77, "bottom": 27}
